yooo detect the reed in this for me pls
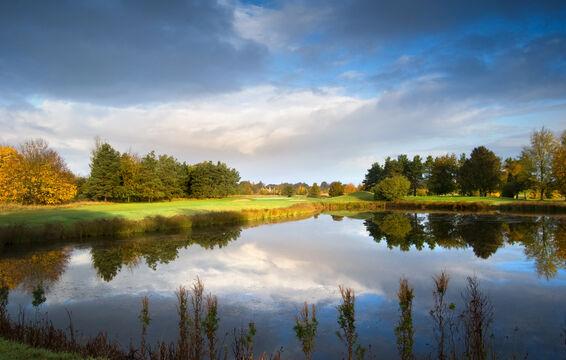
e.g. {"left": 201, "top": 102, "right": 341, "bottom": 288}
{"left": 202, "top": 294, "right": 220, "bottom": 360}
{"left": 293, "top": 302, "right": 318, "bottom": 360}
{"left": 430, "top": 270, "right": 455, "bottom": 360}
{"left": 232, "top": 322, "right": 257, "bottom": 360}
{"left": 395, "top": 277, "right": 415, "bottom": 360}
{"left": 336, "top": 285, "right": 360, "bottom": 360}
{"left": 138, "top": 296, "right": 151, "bottom": 360}
{"left": 460, "top": 276, "right": 494, "bottom": 360}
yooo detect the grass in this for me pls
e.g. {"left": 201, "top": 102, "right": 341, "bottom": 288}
{"left": 0, "top": 337, "right": 100, "bottom": 360}
{"left": 1, "top": 192, "right": 565, "bottom": 238}
{"left": 403, "top": 195, "right": 516, "bottom": 203}
{"left": 0, "top": 193, "right": 376, "bottom": 227}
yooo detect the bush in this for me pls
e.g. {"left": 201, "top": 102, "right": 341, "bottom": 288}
{"left": 328, "top": 182, "right": 344, "bottom": 197}
{"left": 372, "top": 175, "right": 410, "bottom": 201}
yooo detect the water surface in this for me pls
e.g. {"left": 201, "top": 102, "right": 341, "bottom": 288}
{"left": 1, "top": 212, "right": 565, "bottom": 359}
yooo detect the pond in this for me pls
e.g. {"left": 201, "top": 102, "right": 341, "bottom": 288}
{"left": 1, "top": 212, "right": 565, "bottom": 359}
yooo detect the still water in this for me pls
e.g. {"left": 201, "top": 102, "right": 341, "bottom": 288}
{"left": 1, "top": 212, "right": 566, "bottom": 359}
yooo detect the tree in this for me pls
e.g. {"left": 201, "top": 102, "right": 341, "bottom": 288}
{"left": 457, "top": 146, "right": 501, "bottom": 196}
{"left": 343, "top": 183, "right": 357, "bottom": 194}
{"left": 187, "top": 161, "right": 240, "bottom": 199}
{"left": 320, "top": 181, "right": 330, "bottom": 192}
{"left": 308, "top": 183, "right": 321, "bottom": 197}
{"left": 406, "top": 155, "right": 425, "bottom": 196}
{"left": 87, "top": 142, "right": 121, "bottom": 201}
{"left": 501, "top": 157, "right": 531, "bottom": 199}
{"left": 283, "top": 184, "right": 295, "bottom": 197}
{"left": 522, "top": 127, "right": 559, "bottom": 200}
{"left": 552, "top": 130, "right": 566, "bottom": 198}
{"left": 427, "top": 154, "right": 458, "bottom": 195}
{"left": 18, "top": 139, "right": 77, "bottom": 204}
{"left": 328, "top": 181, "right": 344, "bottom": 197}
{"left": 138, "top": 151, "right": 163, "bottom": 202}
{"left": 372, "top": 175, "right": 411, "bottom": 201}
{"left": 0, "top": 146, "right": 26, "bottom": 202}
{"left": 363, "top": 163, "right": 385, "bottom": 190}
{"left": 120, "top": 152, "right": 142, "bottom": 202}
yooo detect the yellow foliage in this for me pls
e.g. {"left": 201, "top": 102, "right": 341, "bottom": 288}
{"left": 0, "top": 250, "right": 70, "bottom": 291}
{"left": 343, "top": 183, "right": 357, "bottom": 194}
{"left": 0, "top": 143, "right": 77, "bottom": 205}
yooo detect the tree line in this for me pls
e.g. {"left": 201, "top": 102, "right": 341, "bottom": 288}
{"left": 364, "top": 127, "right": 566, "bottom": 200}
{"left": 0, "top": 139, "right": 241, "bottom": 204}
{"left": 84, "top": 140, "right": 240, "bottom": 202}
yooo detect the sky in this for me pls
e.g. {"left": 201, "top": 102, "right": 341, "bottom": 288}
{"left": 1, "top": 0, "right": 566, "bottom": 184}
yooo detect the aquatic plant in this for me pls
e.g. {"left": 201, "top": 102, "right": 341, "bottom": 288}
{"left": 395, "top": 277, "right": 415, "bottom": 360}
{"left": 336, "top": 285, "right": 363, "bottom": 360}
{"left": 138, "top": 296, "right": 151, "bottom": 359}
{"left": 460, "top": 276, "right": 494, "bottom": 360}
{"left": 293, "top": 302, "right": 318, "bottom": 360}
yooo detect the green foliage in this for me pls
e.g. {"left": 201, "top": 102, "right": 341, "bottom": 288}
{"left": 187, "top": 161, "right": 240, "bottom": 199}
{"left": 308, "top": 183, "right": 321, "bottom": 197}
{"left": 31, "top": 283, "right": 46, "bottom": 308}
{"left": 458, "top": 146, "right": 502, "bottom": 196}
{"left": 522, "top": 126, "right": 559, "bottom": 200}
{"left": 87, "top": 142, "right": 121, "bottom": 201}
{"left": 427, "top": 154, "right": 459, "bottom": 195}
{"left": 395, "top": 278, "right": 415, "bottom": 360}
{"left": 283, "top": 184, "right": 295, "bottom": 197}
{"left": 363, "top": 162, "right": 386, "bottom": 190}
{"left": 373, "top": 175, "right": 410, "bottom": 201}
{"left": 293, "top": 303, "right": 318, "bottom": 360}
{"left": 336, "top": 285, "right": 359, "bottom": 360}
{"left": 406, "top": 155, "right": 425, "bottom": 196}
{"left": 328, "top": 181, "right": 344, "bottom": 197}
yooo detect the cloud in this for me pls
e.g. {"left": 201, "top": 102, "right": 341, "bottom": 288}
{"left": 0, "top": 0, "right": 268, "bottom": 106}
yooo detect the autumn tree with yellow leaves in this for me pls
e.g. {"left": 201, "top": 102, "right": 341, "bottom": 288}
{"left": 0, "top": 139, "right": 77, "bottom": 204}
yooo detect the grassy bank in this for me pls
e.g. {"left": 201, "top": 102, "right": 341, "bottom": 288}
{"left": 0, "top": 337, "right": 99, "bottom": 360}
{"left": 1, "top": 192, "right": 565, "bottom": 246}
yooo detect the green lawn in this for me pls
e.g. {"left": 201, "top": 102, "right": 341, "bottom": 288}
{"left": 0, "top": 193, "right": 373, "bottom": 227}
{"left": 403, "top": 195, "right": 515, "bottom": 203}
{"left": 0, "top": 337, "right": 99, "bottom": 360}
{"left": 1, "top": 191, "right": 562, "bottom": 228}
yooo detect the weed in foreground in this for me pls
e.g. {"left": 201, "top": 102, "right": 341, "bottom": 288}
{"left": 138, "top": 296, "right": 151, "bottom": 359}
{"left": 430, "top": 270, "right": 456, "bottom": 360}
{"left": 293, "top": 302, "right": 318, "bottom": 360}
{"left": 460, "top": 276, "right": 494, "bottom": 360}
{"left": 336, "top": 285, "right": 365, "bottom": 360}
{"left": 395, "top": 277, "right": 415, "bottom": 360}
{"left": 232, "top": 322, "right": 257, "bottom": 360}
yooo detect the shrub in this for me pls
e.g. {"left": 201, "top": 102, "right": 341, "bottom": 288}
{"left": 308, "top": 183, "right": 321, "bottom": 197}
{"left": 328, "top": 182, "right": 344, "bottom": 197}
{"left": 372, "top": 175, "right": 410, "bottom": 201}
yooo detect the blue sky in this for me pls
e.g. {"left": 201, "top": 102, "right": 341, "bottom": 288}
{"left": 1, "top": 0, "right": 565, "bottom": 183}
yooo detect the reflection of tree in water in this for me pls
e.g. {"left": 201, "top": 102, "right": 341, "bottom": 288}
{"left": 508, "top": 218, "right": 566, "bottom": 280}
{"left": 365, "top": 213, "right": 431, "bottom": 251}
{"left": 364, "top": 212, "right": 566, "bottom": 279}
{"left": 91, "top": 226, "right": 242, "bottom": 282}
{"left": 458, "top": 215, "right": 504, "bottom": 259}
{"left": 0, "top": 249, "right": 70, "bottom": 292}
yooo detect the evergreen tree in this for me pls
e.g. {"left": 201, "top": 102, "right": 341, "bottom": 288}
{"left": 87, "top": 142, "right": 121, "bottom": 201}
{"left": 427, "top": 154, "right": 458, "bottom": 195}
{"left": 363, "top": 162, "right": 386, "bottom": 190}
{"left": 406, "top": 155, "right": 424, "bottom": 196}
{"left": 457, "top": 147, "right": 501, "bottom": 196}
{"left": 187, "top": 161, "right": 240, "bottom": 198}
{"left": 139, "top": 151, "right": 163, "bottom": 202}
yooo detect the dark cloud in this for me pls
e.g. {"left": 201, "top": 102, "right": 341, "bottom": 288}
{"left": 0, "top": 0, "right": 268, "bottom": 105}
{"left": 324, "top": 0, "right": 566, "bottom": 43}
